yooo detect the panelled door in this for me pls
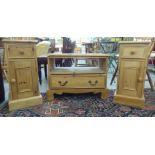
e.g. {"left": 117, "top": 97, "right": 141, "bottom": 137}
{"left": 118, "top": 59, "right": 146, "bottom": 98}
{"left": 9, "top": 59, "right": 39, "bottom": 100}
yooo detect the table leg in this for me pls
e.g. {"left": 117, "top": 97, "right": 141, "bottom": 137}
{"left": 47, "top": 90, "right": 54, "bottom": 101}
{"left": 110, "top": 65, "right": 118, "bottom": 85}
{"left": 146, "top": 70, "right": 154, "bottom": 91}
{"left": 44, "top": 64, "right": 47, "bottom": 79}
{"left": 101, "top": 89, "right": 109, "bottom": 99}
{"left": 38, "top": 63, "right": 42, "bottom": 85}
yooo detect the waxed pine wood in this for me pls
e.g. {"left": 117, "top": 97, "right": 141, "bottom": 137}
{"left": 114, "top": 42, "right": 151, "bottom": 108}
{"left": 3, "top": 40, "right": 42, "bottom": 111}
{"left": 47, "top": 53, "right": 109, "bottom": 101}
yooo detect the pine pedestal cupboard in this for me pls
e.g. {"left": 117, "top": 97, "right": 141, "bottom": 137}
{"left": 114, "top": 42, "right": 150, "bottom": 108}
{"left": 3, "top": 40, "right": 42, "bottom": 111}
{"left": 47, "top": 53, "right": 109, "bottom": 101}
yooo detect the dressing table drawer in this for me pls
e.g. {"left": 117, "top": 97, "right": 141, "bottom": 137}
{"left": 49, "top": 75, "right": 106, "bottom": 89}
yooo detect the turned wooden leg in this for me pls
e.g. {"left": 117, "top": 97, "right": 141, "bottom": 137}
{"left": 47, "top": 90, "right": 54, "bottom": 101}
{"left": 101, "top": 89, "right": 109, "bottom": 99}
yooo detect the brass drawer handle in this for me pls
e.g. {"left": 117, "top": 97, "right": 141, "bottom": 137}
{"left": 58, "top": 81, "right": 68, "bottom": 86}
{"left": 88, "top": 80, "right": 98, "bottom": 86}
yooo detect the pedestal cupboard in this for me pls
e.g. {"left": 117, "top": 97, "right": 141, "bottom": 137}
{"left": 114, "top": 42, "right": 150, "bottom": 108}
{"left": 47, "top": 53, "right": 109, "bottom": 100}
{"left": 3, "top": 40, "right": 42, "bottom": 111}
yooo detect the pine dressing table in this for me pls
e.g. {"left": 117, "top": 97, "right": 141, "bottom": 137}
{"left": 47, "top": 53, "right": 109, "bottom": 101}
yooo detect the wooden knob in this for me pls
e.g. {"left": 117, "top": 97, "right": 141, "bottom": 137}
{"left": 138, "top": 77, "right": 143, "bottom": 82}
{"left": 130, "top": 51, "right": 135, "bottom": 55}
{"left": 11, "top": 79, "right": 16, "bottom": 83}
{"left": 19, "top": 51, "right": 24, "bottom": 55}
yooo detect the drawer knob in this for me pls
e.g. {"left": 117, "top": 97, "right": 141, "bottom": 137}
{"left": 88, "top": 80, "right": 98, "bottom": 86}
{"left": 130, "top": 51, "right": 135, "bottom": 55}
{"left": 19, "top": 51, "right": 24, "bottom": 55}
{"left": 58, "top": 81, "right": 68, "bottom": 86}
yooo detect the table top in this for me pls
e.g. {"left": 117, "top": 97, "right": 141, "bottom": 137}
{"left": 37, "top": 52, "right": 155, "bottom": 58}
{"left": 48, "top": 53, "right": 110, "bottom": 58}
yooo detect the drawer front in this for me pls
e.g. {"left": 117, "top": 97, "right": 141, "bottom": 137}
{"left": 7, "top": 45, "right": 35, "bottom": 58}
{"left": 119, "top": 44, "right": 149, "bottom": 59}
{"left": 49, "top": 75, "right": 106, "bottom": 89}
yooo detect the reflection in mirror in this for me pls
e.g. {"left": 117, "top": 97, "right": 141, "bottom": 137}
{"left": 54, "top": 58, "right": 99, "bottom": 67}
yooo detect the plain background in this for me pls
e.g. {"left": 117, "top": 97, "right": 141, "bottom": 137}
{"left": 0, "top": 0, "right": 155, "bottom": 155}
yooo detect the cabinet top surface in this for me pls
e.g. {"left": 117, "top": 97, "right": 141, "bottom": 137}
{"left": 48, "top": 53, "right": 110, "bottom": 58}
{"left": 2, "top": 40, "right": 38, "bottom": 44}
{"left": 119, "top": 41, "right": 150, "bottom": 44}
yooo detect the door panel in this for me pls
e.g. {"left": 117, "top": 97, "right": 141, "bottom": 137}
{"left": 9, "top": 59, "right": 38, "bottom": 99}
{"left": 118, "top": 60, "right": 146, "bottom": 97}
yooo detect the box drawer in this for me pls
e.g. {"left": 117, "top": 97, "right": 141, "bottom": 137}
{"left": 49, "top": 75, "right": 106, "bottom": 89}
{"left": 7, "top": 44, "right": 35, "bottom": 58}
{"left": 119, "top": 44, "right": 149, "bottom": 59}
